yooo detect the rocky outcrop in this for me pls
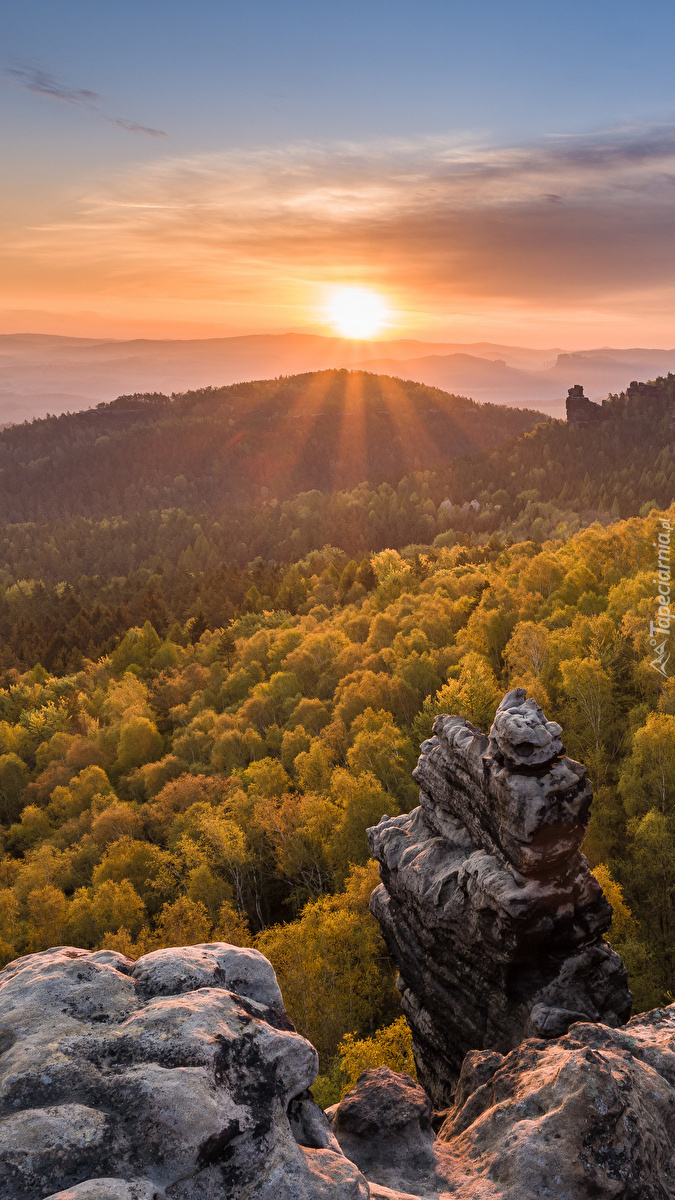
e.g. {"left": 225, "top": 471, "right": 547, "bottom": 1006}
{"left": 435, "top": 1012, "right": 675, "bottom": 1198}
{"left": 368, "top": 689, "right": 632, "bottom": 1106}
{"left": 566, "top": 383, "right": 606, "bottom": 424}
{"left": 329, "top": 1067, "right": 440, "bottom": 1199}
{"left": 330, "top": 1007, "right": 675, "bottom": 1199}
{"left": 0, "top": 943, "right": 369, "bottom": 1200}
{"left": 3, "top": 936, "right": 675, "bottom": 1200}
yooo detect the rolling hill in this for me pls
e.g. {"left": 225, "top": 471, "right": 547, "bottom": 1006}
{"left": 0, "top": 369, "right": 546, "bottom": 524}
{"left": 354, "top": 348, "right": 675, "bottom": 414}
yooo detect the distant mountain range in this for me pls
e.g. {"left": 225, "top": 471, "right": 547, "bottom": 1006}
{"left": 2, "top": 331, "right": 675, "bottom": 422}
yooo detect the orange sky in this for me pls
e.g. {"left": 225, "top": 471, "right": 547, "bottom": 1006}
{"left": 4, "top": 128, "right": 675, "bottom": 346}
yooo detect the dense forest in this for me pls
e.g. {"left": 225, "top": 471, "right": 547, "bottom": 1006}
{"left": 0, "top": 372, "right": 674, "bottom": 588}
{"left": 2, "top": 370, "right": 675, "bottom": 675}
{"left": 0, "top": 370, "right": 543, "bottom": 524}
{"left": 2, "top": 369, "right": 675, "bottom": 1100}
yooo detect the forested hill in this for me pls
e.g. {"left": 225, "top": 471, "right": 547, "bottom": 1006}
{"left": 2, "top": 368, "right": 675, "bottom": 1081}
{"left": 1, "top": 367, "right": 675, "bottom": 674}
{"left": 0, "top": 370, "right": 544, "bottom": 524}
{"left": 0, "top": 511, "right": 673, "bottom": 1080}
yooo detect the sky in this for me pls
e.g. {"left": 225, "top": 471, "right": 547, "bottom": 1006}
{"left": 3, "top": 0, "right": 675, "bottom": 346}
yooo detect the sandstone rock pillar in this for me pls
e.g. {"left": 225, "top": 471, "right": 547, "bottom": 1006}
{"left": 368, "top": 688, "right": 632, "bottom": 1107}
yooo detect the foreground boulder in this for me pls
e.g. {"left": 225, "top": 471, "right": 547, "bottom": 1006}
{"left": 0, "top": 943, "right": 368, "bottom": 1200}
{"left": 436, "top": 1012, "right": 675, "bottom": 1198}
{"left": 329, "top": 1067, "right": 439, "bottom": 1198}
{"left": 331, "top": 1007, "right": 675, "bottom": 1199}
{"left": 3, "top": 937, "right": 675, "bottom": 1199}
{"left": 368, "top": 689, "right": 632, "bottom": 1105}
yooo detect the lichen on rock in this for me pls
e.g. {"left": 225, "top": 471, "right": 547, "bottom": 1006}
{"left": 0, "top": 943, "right": 369, "bottom": 1200}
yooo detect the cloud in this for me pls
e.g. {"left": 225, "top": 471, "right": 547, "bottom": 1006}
{"left": 5, "top": 122, "right": 675, "bottom": 340}
{"left": 3, "top": 61, "right": 166, "bottom": 137}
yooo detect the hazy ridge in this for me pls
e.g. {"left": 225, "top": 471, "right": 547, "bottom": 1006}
{"left": 3, "top": 331, "right": 675, "bottom": 422}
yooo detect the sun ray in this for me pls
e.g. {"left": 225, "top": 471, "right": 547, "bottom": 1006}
{"left": 333, "top": 369, "right": 369, "bottom": 493}
{"left": 249, "top": 371, "right": 338, "bottom": 491}
{"left": 377, "top": 373, "right": 447, "bottom": 474}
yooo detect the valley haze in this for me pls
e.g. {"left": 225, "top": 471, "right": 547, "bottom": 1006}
{"left": 2, "top": 331, "right": 674, "bottom": 423}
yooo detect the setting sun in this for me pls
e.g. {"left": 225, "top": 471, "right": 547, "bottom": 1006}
{"left": 326, "top": 287, "right": 389, "bottom": 339}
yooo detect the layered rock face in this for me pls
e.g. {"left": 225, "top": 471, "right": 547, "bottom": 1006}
{"left": 0, "top": 943, "right": 369, "bottom": 1200}
{"left": 368, "top": 689, "right": 632, "bottom": 1106}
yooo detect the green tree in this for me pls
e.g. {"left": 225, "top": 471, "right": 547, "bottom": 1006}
{"left": 212, "top": 898, "right": 251, "bottom": 946}
{"left": 242, "top": 757, "right": 291, "bottom": 799}
{"left": 0, "top": 889, "right": 20, "bottom": 965}
{"left": 154, "top": 896, "right": 212, "bottom": 947}
{"left": 256, "top": 792, "right": 338, "bottom": 901}
{"left": 91, "top": 878, "right": 146, "bottom": 938}
{"left": 328, "top": 770, "right": 394, "bottom": 885}
{"left": 256, "top": 863, "right": 399, "bottom": 1066}
{"left": 116, "top": 716, "right": 164, "bottom": 774}
{"left": 619, "top": 713, "right": 675, "bottom": 819}
{"left": 346, "top": 709, "right": 413, "bottom": 797}
{"left": 560, "top": 655, "right": 614, "bottom": 783}
{"left": 623, "top": 809, "right": 675, "bottom": 996}
{"left": 0, "top": 753, "right": 30, "bottom": 824}
{"left": 26, "top": 883, "right": 68, "bottom": 951}
{"left": 337, "top": 1017, "right": 416, "bottom": 1095}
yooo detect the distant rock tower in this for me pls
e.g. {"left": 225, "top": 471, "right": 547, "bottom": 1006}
{"left": 367, "top": 689, "right": 632, "bottom": 1107}
{"left": 566, "top": 383, "right": 604, "bottom": 424}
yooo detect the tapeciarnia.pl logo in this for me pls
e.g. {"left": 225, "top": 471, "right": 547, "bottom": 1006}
{"left": 650, "top": 517, "right": 672, "bottom": 678}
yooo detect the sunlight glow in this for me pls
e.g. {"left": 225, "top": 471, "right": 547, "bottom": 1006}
{"left": 326, "top": 286, "right": 389, "bottom": 339}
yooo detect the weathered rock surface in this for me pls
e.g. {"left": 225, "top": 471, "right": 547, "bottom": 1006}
{"left": 0, "top": 943, "right": 369, "bottom": 1200}
{"left": 6, "top": 936, "right": 675, "bottom": 1200}
{"left": 435, "top": 1012, "right": 675, "bottom": 1198}
{"left": 45, "top": 1184, "right": 162, "bottom": 1200}
{"left": 368, "top": 689, "right": 632, "bottom": 1105}
{"left": 333, "top": 1006, "right": 675, "bottom": 1199}
{"left": 330, "top": 1067, "right": 441, "bottom": 1199}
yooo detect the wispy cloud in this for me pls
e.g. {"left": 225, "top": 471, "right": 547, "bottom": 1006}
{"left": 5, "top": 122, "right": 675, "bottom": 339}
{"left": 3, "top": 61, "right": 167, "bottom": 137}
{"left": 36, "top": 124, "right": 675, "bottom": 289}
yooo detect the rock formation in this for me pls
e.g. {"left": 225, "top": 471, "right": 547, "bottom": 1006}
{"left": 368, "top": 689, "right": 632, "bottom": 1106}
{"left": 329, "top": 1010, "right": 675, "bottom": 1199}
{"left": 565, "top": 383, "right": 606, "bottom": 424}
{"left": 0, "top": 943, "right": 369, "bottom": 1200}
{"left": 328, "top": 1067, "right": 438, "bottom": 1198}
{"left": 435, "top": 1012, "right": 675, "bottom": 1198}
{"left": 4, "top": 934, "right": 675, "bottom": 1199}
